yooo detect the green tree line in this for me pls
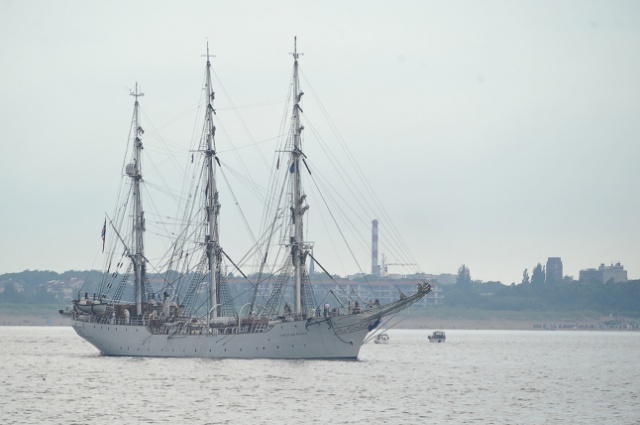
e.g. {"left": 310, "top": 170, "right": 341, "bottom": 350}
{"left": 451, "top": 264, "right": 640, "bottom": 315}
{"left": 0, "top": 270, "right": 102, "bottom": 304}
{"left": 2, "top": 269, "right": 640, "bottom": 316}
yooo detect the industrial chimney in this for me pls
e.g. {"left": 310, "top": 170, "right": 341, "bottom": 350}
{"left": 371, "top": 219, "right": 380, "bottom": 276}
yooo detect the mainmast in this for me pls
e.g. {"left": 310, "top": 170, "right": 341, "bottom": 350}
{"left": 203, "top": 44, "right": 222, "bottom": 321}
{"left": 127, "top": 83, "right": 146, "bottom": 316}
{"left": 290, "top": 37, "right": 308, "bottom": 314}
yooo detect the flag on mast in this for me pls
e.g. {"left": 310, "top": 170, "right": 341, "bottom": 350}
{"left": 101, "top": 219, "right": 106, "bottom": 253}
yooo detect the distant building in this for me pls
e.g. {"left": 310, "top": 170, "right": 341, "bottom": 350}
{"left": 309, "top": 248, "right": 315, "bottom": 275}
{"left": 599, "top": 262, "right": 627, "bottom": 283}
{"left": 546, "top": 257, "right": 563, "bottom": 284}
{"left": 579, "top": 262, "right": 628, "bottom": 283}
{"left": 421, "top": 273, "right": 457, "bottom": 286}
{"left": 578, "top": 268, "right": 601, "bottom": 283}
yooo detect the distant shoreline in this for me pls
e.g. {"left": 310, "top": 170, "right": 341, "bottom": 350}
{"left": 390, "top": 317, "right": 637, "bottom": 331}
{"left": 1, "top": 313, "right": 637, "bottom": 331}
{"left": 2, "top": 303, "right": 637, "bottom": 330}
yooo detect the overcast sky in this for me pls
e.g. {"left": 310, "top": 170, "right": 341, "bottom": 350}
{"left": 1, "top": 0, "right": 639, "bottom": 284}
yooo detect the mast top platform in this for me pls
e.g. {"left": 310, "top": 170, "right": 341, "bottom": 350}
{"left": 202, "top": 41, "right": 216, "bottom": 64}
{"left": 290, "top": 36, "right": 303, "bottom": 60}
{"left": 130, "top": 82, "right": 144, "bottom": 102}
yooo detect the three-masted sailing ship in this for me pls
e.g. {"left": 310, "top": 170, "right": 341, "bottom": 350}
{"left": 65, "top": 39, "right": 431, "bottom": 359}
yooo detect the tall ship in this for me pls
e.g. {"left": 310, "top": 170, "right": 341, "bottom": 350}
{"left": 65, "top": 39, "right": 431, "bottom": 359}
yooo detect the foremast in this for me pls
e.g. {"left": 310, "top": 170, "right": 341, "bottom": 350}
{"left": 203, "top": 44, "right": 223, "bottom": 321}
{"left": 289, "top": 37, "right": 309, "bottom": 315}
{"left": 127, "top": 84, "right": 146, "bottom": 316}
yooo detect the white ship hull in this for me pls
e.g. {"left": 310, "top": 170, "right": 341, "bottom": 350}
{"left": 66, "top": 42, "right": 433, "bottom": 361}
{"left": 72, "top": 314, "right": 378, "bottom": 360}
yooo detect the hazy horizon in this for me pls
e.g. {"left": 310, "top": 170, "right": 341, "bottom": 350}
{"left": 1, "top": 1, "right": 639, "bottom": 283}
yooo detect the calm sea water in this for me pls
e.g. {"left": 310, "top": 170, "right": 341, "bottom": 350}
{"left": 0, "top": 327, "right": 638, "bottom": 424}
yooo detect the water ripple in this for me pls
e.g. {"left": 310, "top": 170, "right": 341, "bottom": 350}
{"left": 0, "top": 327, "right": 639, "bottom": 424}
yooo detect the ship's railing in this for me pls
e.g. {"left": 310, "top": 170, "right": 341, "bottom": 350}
{"left": 144, "top": 319, "right": 279, "bottom": 336}
{"left": 76, "top": 298, "right": 397, "bottom": 335}
{"left": 76, "top": 312, "right": 150, "bottom": 327}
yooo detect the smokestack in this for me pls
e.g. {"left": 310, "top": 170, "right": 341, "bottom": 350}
{"left": 372, "top": 219, "right": 380, "bottom": 276}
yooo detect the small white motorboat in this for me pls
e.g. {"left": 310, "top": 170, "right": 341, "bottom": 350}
{"left": 428, "top": 331, "right": 446, "bottom": 343}
{"left": 374, "top": 332, "right": 390, "bottom": 344}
